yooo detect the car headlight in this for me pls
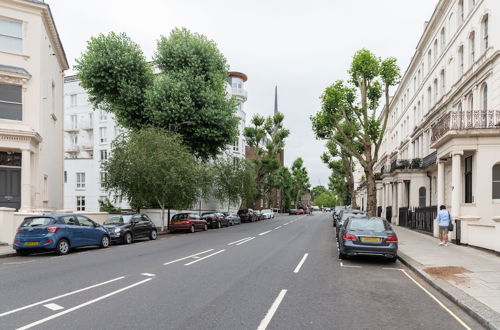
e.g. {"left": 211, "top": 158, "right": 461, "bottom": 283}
{"left": 114, "top": 228, "right": 121, "bottom": 233}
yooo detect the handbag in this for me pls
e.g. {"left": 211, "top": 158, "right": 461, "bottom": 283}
{"left": 447, "top": 211, "right": 454, "bottom": 231}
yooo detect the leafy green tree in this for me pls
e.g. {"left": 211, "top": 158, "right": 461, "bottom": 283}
{"left": 98, "top": 198, "right": 122, "bottom": 213}
{"left": 243, "top": 113, "right": 290, "bottom": 204}
{"left": 311, "top": 185, "right": 327, "bottom": 201}
{"left": 314, "top": 191, "right": 338, "bottom": 208}
{"left": 102, "top": 128, "right": 199, "bottom": 230}
{"left": 290, "top": 158, "right": 311, "bottom": 207}
{"left": 275, "top": 167, "right": 293, "bottom": 212}
{"left": 311, "top": 49, "right": 400, "bottom": 216}
{"left": 213, "top": 157, "right": 256, "bottom": 211}
{"left": 76, "top": 28, "right": 239, "bottom": 160}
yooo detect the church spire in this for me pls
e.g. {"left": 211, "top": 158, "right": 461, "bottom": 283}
{"left": 274, "top": 85, "right": 278, "bottom": 114}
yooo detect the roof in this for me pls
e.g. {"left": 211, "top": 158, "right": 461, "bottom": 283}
{"left": 228, "top": 71, "right": 248, "bottom": 82}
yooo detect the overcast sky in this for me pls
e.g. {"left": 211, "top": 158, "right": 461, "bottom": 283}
{"left": 49, "top": 0, "right": 438, "bottom": 187}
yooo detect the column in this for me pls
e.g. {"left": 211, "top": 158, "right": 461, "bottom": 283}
{"left": 396, "top": 181, "right": 404, "bottom": 225}
{"left": 419, "top": 136, "right": 424, "bottom": 158}
{"left": 20, "top": 149, "right": 32, "bottom": 212}
{"left": 436, "top": 160, "right": 445, "bottom": 237}
{"left": 392, "top": 183, "right": 397, "bottom": 224}
{"left": 451, "top": 151, "right": 463, "bottom": 219}
{"left": 409, "top": 141, "right": 414, "bottom": 159}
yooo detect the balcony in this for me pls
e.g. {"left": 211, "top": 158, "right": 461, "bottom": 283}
{"left": 390, "top": 158, "right": 422, "bottom": 173}
{"left": 431, "top": 109, "right": 500, "bottom": 146}
{"left": 80, "top": 120, "right": 93, "bottom": 130}
{"left": 231, "top": 88, "right": 247, "bottom": 101}
{"left": 81, "top": 144, "right": 94, "bottom": 151}
{"left": 64, "top": 126, "right": 79, "bottom": 133}
{"left": 422, "top": 151, "right": 437, "bottom": 168}
{"left": 65, "top": 145, "right": 79, "bottom": 153}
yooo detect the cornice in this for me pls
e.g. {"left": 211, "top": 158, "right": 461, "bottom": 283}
{"left": 0, "top": 128, "right": 42, "bottom": 143}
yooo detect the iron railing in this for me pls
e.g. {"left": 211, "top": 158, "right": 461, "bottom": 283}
{"left": 431, "top": 109, "right": 500, "bottom": 143}
{"left": 377, "top": 206, "right": 382, "bottom": 217}
{"left": 390, "top": 158, "right": 422, "bottom": 172}
{"left": 399, "top": 206, "right": 436, "bottom": 234}
{"left": 385, "top": 206, "right": 392, "bottom": 222}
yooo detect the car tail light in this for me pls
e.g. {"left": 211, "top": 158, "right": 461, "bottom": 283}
{"left": 13, "top": 240, "right": 19, "bottom": 245}
{"left": 343, "top": 233, "right": 356, "bottom": 241}
{"left": 44, "top": 239, "right": 52, "bottom": 244}
{"left": 211, "top": 217, "right": 217, "bottom": 220}
{"left": 386, "top": 236, "right": 398, "bottom": 242}
{"left": 46, "top": 226, "right": 60, "bottom": 233}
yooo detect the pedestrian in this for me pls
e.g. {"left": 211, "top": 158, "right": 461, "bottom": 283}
{"left": 436, "top": 205, "right": 452, "bottom": 246}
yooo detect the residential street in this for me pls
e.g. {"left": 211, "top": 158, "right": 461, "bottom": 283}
{"left": 0, "top": 213, "right": 483, "bottom": 330}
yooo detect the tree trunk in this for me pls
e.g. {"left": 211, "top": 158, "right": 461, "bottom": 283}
{"left": 348, "top": 177, "right": 358, "bottom": 209}
{"left": 167, "top": 208, "right": 171, "bottom": 230}
{"left": 365, "top": 168, "right": 377, "bottom": 216}
{"left": 159, "top": 204, "right": 165, "bottom": 232}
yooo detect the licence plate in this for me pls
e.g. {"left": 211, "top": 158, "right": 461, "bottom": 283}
{"left": 361, "top": 237, "right": 381, "bottom": 243}
{"left": 25, "top": 241, "right": 39, "bottom": 246}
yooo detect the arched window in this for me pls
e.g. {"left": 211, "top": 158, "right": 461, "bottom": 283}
{"left": 481, "top": 83, "right": 488, "bottom": 110}
{"left": 433, "top": 79, "right": 438, "bottom": 100}
{"left": 482, "top": 15, "right": 489, "bottom": 50}
{"left": 419, "top": 187, "right": 426, "bottom": 207}
{"left": 440, "top": 27, "right": 446, "bottom": 51}
{"left": 428, "top": 49, "right": 432, "bottom": 69}
{"left": 458, "top": 45, "right": 464, "bottom": 74}
{"left": 449, "top": 13, "right": 455, "bottom": 33}
{"left": 467, "top": 93, "right": 474, "bottom": 110}
{"left": 440, "top": 70, "right": 446, "bottom": 94}
{"left": 458, "top": 0, "right": 464, "bottom": 24}
{"left": 427, "top": 86, "right": 432, "bottom": 108}
{"left": 433, "top": 39, "right": 438, "bottom": 61}
{"left": 469, "top": 31, "right": 476, "bottom": 64}
{"left": 493, "top": 164, "right": 500, "bottom": 200}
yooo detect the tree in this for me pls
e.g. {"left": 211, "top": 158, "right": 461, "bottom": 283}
{"left": 314, "top": 191, "right": 338, "bottom": 208}
{"left": 320, "top": 140, "right": 357, "bottom": 208}
{"left": 76, "top": 28, "right": 239, "bottom": 160}
{"left": 311, "top": 185, "right": 327, "bottom": 202}
{"left": 311, "top": 49, "right": 400, "bottom": 216}
{"left": 290, "top": 158, "right": 311, "bottom": 207}
{"left": 243, "top": 113, "right": 290, "bottom": 205}
{"left": 275, "top": 167, "right": 293, "bottom": 212}
{"left": 102, "top": 128, "right": 199, "bottom": 230}
{"left": 213, "top": 157, "right": 256, "bottom": 211}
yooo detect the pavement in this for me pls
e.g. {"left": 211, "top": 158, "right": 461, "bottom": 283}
{"left": 395, "top": 225, "right": 500, "bottom": 329}
{"left": 0, "top": 213, "right": 482, "bottom": 329}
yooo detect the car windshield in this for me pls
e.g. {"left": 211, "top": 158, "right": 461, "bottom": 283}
{"left": 203, "top": 213, "right": 215, "bottom": 218}
{"left": 262, "top": 209, "right": 271, "bottom": 213}
{"left": 104, "top": 215, "right": 133, "bottom": 225}
{"left": 172, "top": 214, "right": 189, "bottom": 220}
{"left": 342, "top": 212, "right": 363, "bottom": 221}
{"left": 20, "top": 217, "right": 55, "bottom": 227}
{"left": 348, "top": 219, "right": 387, "bottom": 232}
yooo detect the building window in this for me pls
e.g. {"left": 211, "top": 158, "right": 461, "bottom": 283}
{"left": 440, "top": 70, "right": 445, "bottom": 95}
{"left": 469, "top": 32, "right": 475, "bottom": 65}
{"left": 99, "top": 127, "right": 107, "bottom": 143}
{"left": 427, "top": 50, "right": 432, "bottom": 70}
{"left": 76, "top": 172, "right": 86, "bottom": 189}
{"left": 70, "top": 114, "right": 77, "bottom": 129}
{"left": 458, "top": 0, "right": 464, "bottom": 24}
{"left": 71, "top": 134, "right": 78, "bottom": 146}
{"left": 440, "top": 27, "right": 446, "bottom": 51}
{"left": 482, "top": 15, "right": 489, "bottom": 50}
{"left": 99, "top": 109, "right": 107, "bottom": 121}
{"left": 100, "top": 171, "right": 107, "bottom": 186}
{"left": 100, "top": 149, "right": 108, "bottom": 161}
{"left": 467, "top": 93, "right": 474, "bottom": 110}
{"left": 493, "top": 164, "right": 500, "bottom": 200}
{"left": 70, "top": 94, "right": 77, "bottom": 106}
{"left": 0, "top": 83, "right": 22, "bottom": 121}
{"left": 0, "top": 18, "right": 22, "bottom": 52}
{"left": 427, "top": 87, "right": 432, "bottom": 108}
{"left": 419, "top": 187, "right": 426, "bottom": 207}
{"left": 433, "top": 79, "right": 438, "bottom": 100}
{"left": 458, "top": 46, "right": 464, "bottom": 75}
{"left": 433, "top": 39, "right": 438, "bottom": 61}
{"left": 76, "top": 196, "right": 86, "bottom": 211}
{"left": 481, "top": 83, "right": 487, "bottom": 110}
{"left": 64, "top": 171, "right": 67, "bottom": 183}
{"left": 464, "top": 156, "right": 473, "bottom": 203}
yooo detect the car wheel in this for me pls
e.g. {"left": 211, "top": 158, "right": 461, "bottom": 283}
{"left": 100, "top": 235, "right": 110, "bottom": 248}
{"left": 123, "top": 232, "right": 133, "bottom": 244}
{"left": 229, "top": 221, "right": 233, "bottom": 226}
{"left": 56, "top": 239, "right": 70, "bottom": 255}
{"left": 389, "top": 256, "right": 398, "bottom": 263}
{"left": 217, "top": 222, "right": 221, "bottom": 229}
{"left": 203, "top": 224, "right": 208, "bottom": 231}
{"left": 16, "top": 249, "right": 30, "bottom": 256}
{"left": 190, "top": 225, "right": 195, "bottom": 233}
{"left": 338, "top": 251, "right": 347, "bottom": 260}
{"left": 149, "top": 229, "right": 158, "bottom": 240}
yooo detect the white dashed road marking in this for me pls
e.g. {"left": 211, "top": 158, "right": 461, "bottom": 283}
{"left": 228, "top": 237, "right": 252, "bottom": 246}
{"left": 293, "top": 253, "right": 309, "bottom": 273}
{"left": 259, "top": 230, "right": 271, "bottom": 236}
{"left": 184, "top": 249, "right": 225, "bottom": 266}
{"left": 257, "top": 290, "right": 288, "bottom": 330}
{"left": 140, "top": 273, "right": 155, "bottom": 277}
{"left": 43, "top": 303, "right": 63, "bottom": 311}
{"left": 236, "top": 237, "right": 255, "bottom": 246}
{"left": 163, "top": 249, "right": 214, "bottom": 265}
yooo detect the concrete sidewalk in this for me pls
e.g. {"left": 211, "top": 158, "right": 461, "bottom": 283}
{"left": 0, "top": 244, "right": 15, "bottom": 258}
{"left": 396, "top": 226, "right": 500, "bottom": 329}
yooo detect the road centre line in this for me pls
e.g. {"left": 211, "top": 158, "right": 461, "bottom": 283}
{"left": 259, "top": 230, "right": 271, "bottom": 236}
{"left": 340, "top": 262, "right": 362, "bottom": 268}
{"left": 256, "top": 289, "right": 288, "bottom": 330}
{"left": 274, "top": 226, "right": 282, "bottom": 230}
{"left": 0, "top": 276, "right": 125, "bottom": 317}
{"left": 400, "top": 269, "right": 472, "bottom": 330}
{"left": 283, "top": 222, "right": 289, "bottom": 226}
{"left": 236, "top": 237, "right": 255, "bottom": 246}
{"left": 43, "top": 303, "right": 63, "bottom": 311}
{"left": 293, "top": 253, "right": 309, "bottom": 273}
{"left": 163, "top": 249, "right": 214, "bottom": 265}
{"left": 140, "top": 273, "right": 155, "bottom": 277}
{"left": 228, "top": 237, "right": 252, "bottom": 245}
{"left": 184, "top": 249, "right": 225, "bottom": 266}
{"left": 16, "top": 278, "right": 153, "bottom": 330}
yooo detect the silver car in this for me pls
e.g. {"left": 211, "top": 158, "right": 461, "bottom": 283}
{"left": 338, "top": 216, "right": 398, "bottom": 262}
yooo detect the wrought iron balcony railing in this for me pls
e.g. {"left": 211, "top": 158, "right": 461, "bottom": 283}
{"left": 431, "top": 109, "right": 500, "bottom": 143}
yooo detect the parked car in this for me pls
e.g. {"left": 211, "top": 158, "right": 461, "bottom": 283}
{"left": 222, "top": 212, "right": 241, "bottom": 226}
{"left": 335, "top": 209, "right": 366, "bottom": 230}
{"left": 297, "top": 208, "right": 305, "bottom": 215}
{"left": 13, "top": 214, "right": 110, "bottom": 256}
{"left": 338, "top": 216, "right": 398, "bottom": 262}
{"left": 202, "top": 213, "right": 229, "bottom": 228}
{"left": 261, "top": 209, "right": 274, "bottom": 219}
{"left": 238, "top": 209, "right": 256, "bottom": 223}
{"left": 169, "top": 213, "right": 207, "bottom": 233}
{"left": 254, "top": 210, "right": 263, "bottom": 221}
{"left": 289, "top": 208, "right": 298, "bottom": 215}
{"left": 103, "top": 213, "right": 157, "bottom": 244}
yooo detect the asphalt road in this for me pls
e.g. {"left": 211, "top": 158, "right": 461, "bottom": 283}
{"left": 0, "top": 213, "right": 483, "bottom": 330}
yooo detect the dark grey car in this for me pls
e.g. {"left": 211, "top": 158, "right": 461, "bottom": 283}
{"left": 338, "top": 216, "right": 398, "bottom": 262}
{"left": 335, "top": 209, "right": 367, "bottom": 236}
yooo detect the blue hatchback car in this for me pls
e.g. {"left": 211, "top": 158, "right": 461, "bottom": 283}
{"left": 13, "top": 214, "right": 110, "bottom": 256}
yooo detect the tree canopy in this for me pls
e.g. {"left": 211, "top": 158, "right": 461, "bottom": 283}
{"left": 314, "top": 191, "right": 338, "bottom": 208}
{"left": 76, "top": 28, "right": 239, "bottom": 160}
{"left": 291, "top": 157, "right": 311, "bottom": 207}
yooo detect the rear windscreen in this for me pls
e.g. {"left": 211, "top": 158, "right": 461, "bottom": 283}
{"left": 21, "top": 217, "right": 55, "bottom": 227}
{"left": 348, "top": 219, "right": 387, "bottom": 231}
{"left": 172, "top": 214, "right": 188, "bottom": 220}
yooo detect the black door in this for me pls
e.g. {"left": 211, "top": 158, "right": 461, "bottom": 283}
{"left": 0, "top": 167, "right": 21, "bottom": 209}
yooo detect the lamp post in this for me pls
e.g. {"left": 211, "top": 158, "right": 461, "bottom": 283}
{"left": 168, "top": 121, "right": 194, "bottom": 133}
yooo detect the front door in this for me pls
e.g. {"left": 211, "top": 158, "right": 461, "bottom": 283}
{"left": 0, "top": 167, "right": 21, "bottom": 210}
